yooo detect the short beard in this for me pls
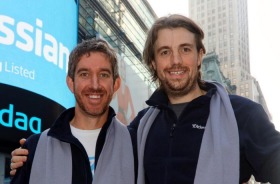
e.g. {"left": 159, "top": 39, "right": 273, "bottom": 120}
{"left": 78, "top": 98, "right": 109, "bottom": 117}
{"left": 160, "top": 72, "right": 198, "bottom": 98}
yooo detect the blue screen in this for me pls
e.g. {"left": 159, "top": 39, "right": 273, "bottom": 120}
{"left": 0, "top": 0, "right": 78, "bottom": 151}
{"left": 0, "top": 0, "right": 78, "bottom": 108}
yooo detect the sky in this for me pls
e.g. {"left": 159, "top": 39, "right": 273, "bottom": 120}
{"left": 147, "top": 0, "right": 280, "bottom": 131}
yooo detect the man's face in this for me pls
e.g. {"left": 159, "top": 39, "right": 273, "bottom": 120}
{"left": 67, "top": 52, "right": 120, "bottom": 118}
{"left": 152, "top": 27, "right": 203, "bottom": 99}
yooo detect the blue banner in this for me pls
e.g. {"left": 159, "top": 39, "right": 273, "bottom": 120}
{"left": 0, "top": 0, "right": 78, "bottom": 152}
{"left": 0, "top": 0, "right": 78, "bottom": 108}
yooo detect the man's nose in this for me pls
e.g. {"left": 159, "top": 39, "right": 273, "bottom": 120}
{"left": 171, "top": 51, "right": 183, "bottom": 64}
{"left": 91, "top": 75, "right": 100, "bottom": 89}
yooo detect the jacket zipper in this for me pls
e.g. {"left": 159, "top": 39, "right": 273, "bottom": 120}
{"left": 170, "top": 123, "right": 176, "bottom": 137}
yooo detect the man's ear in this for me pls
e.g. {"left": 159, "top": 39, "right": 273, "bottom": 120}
{"left": 151, "top": 60, "right": 156, "bottom": 70}
{"left": 113, "top": 77, "right": 121, "bottom": 93}
{"left": 197, "top": 49, "right": 204, "bottom": 66}
{"left": 66, "top": 76, "right": 74, "bottom": 93}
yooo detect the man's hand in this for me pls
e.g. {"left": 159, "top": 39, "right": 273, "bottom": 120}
{"left": 10, "top": 138, "right": 28, "bottom": 176}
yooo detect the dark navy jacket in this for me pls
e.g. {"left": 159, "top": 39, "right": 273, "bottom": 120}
{"left": 11, "top": 107, "right": 117, "bottom": 184}
{"left": 128, "top": 82, "right": 280, "bottom": 184}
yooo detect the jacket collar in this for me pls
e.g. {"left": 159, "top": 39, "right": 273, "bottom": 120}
{"left": 48, "top": 106, "right": 116, "bottom": 144}
{"left": 146, "top": 81, "right": 217, "bottom": 108}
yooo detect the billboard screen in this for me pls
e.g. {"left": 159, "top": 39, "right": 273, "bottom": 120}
{"left": 0, "top": 0, "right": 78, "bottom": 152}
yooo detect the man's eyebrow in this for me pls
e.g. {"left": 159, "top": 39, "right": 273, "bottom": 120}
{"left": 180, "top": 43, "right": 195, "bottom": 48}
{"left": 76, "top": 67, "right": 112, "bottom": 74}
{"left": 156, "top": 43, "right": 195, "bottom": 53}
{"left": 99, "top": 67, "right": 112, "bottom": 74}
{"left": 76, "top": 68, "right": 88, "bottom": 73}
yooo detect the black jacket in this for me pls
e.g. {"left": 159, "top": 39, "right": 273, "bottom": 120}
{"left": 11, "top": 107, "right": 117, "bottom": 184}
{"left": 128, "top": 82, "right": 280, "bottom": 184}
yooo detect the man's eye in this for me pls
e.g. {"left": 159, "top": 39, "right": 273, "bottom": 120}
{"left": 180, "top": 47, "right": 191, "bottom": 54}
{"left": 100, "top": 73, "right": 110, "bottom": 78}
{"left": 160, "top": 50, "right": 170, "bottom": 56}
{"left": 80, "top": 72, "right": 89, "bottom": 77}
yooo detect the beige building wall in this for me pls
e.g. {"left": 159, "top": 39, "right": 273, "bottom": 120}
{"left": 189, "top": 0, "right": 270, "bottom": 117}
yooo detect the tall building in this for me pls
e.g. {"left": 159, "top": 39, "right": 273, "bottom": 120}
{"left": 189, "top": 0, "right": 271, "bottom": 116}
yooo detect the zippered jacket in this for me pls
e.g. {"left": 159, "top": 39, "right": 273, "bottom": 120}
{"left": 128, "top": 82, "right": 280, "bottom": 184}
{"left": 11, "top": 106, "right": 119, "bottom": 184}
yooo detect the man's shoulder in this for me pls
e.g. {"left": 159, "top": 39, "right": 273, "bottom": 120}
{"left": 134, "top": 107, "right": 152, "bottom": 120}
{"left": 128, "top": 107, "right": 151, "bottom": 129}
{"left": 24, "top": 133, "right": 42, "bottom": 154}
{"left": 229, "top": 94, "right": 269, "bottom": 126}
{"left": 25, "top": 132, "right": 41, "bottom": 143}
{"left": 229, "top": 94, "right": 260, "bottom": 109}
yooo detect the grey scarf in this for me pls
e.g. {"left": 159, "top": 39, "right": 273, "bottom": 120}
{"left": 137, "top": 82, "right": 240, "bottom": 184}
{"left": 30, "top": 117, "right": 134, "bottom": 184}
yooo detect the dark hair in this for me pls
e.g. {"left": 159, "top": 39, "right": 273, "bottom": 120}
{"left": 143, "top": 14, "right": 206, "bottom": 88}
{"left": 68, "top": 38, "right": 119, "bottom": 82}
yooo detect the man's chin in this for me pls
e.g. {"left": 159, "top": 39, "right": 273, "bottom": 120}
{"left": 86, "top": 108, "right": 107, "bottom": 117}
{"left": 164, "top": 86, "right": 186, "bottom": 96}
{"left": 163, "top": 83, "right": 194, "bottom": 97}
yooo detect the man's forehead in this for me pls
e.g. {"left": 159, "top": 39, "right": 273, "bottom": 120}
{"left": 77, "top": 53, "right": 112, "bottom": 71}
{"left": 155, "top": 28, "right": 196, "bottom": 48}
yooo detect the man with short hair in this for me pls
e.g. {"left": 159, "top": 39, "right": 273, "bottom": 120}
{"left": 10, "top": 38, "right": 134, "bottom": 184}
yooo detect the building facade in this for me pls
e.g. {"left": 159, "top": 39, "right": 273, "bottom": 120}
{"left": 202, "top": 51, "right": 236, "bottom": 94}
{"left": 78, "top": 0, "right": 158, "bottom": 122}
{"left": 78, "top": 0, "right": 155, "bottom": 83}
{"left": 189, "top": 0, "right": 271, "bottom": 116}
